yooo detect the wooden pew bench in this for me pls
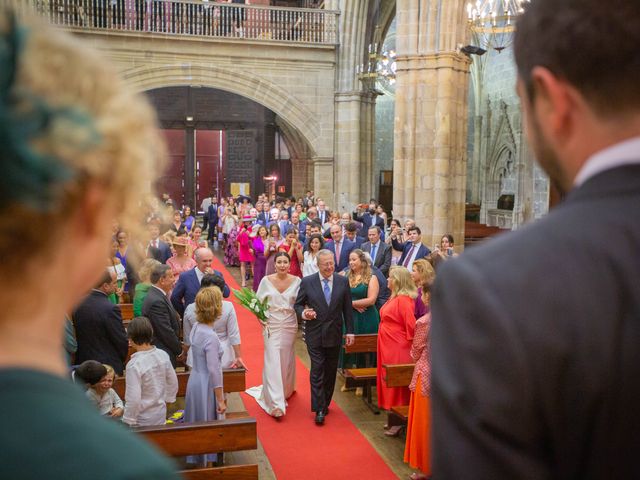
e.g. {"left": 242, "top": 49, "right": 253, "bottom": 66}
{"left": 342, "top": 334, "right": 379, "bottom": 413}
{"left": 382, "top": 363, "right": 415, "bottom": 429}
{"left": 113, "top": 368, "right": 247, "bottom": 399}
{"left": 137, "top": 417, "right": 258, "bottom": 479}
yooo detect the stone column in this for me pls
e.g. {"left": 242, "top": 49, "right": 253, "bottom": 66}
{"left": 290, "top": 156, "right": 311, "bottom": 198}
{"left": 184, "top": 127, "right": 196, "bottom": 209}
{"left": 312, "top": 157, "right": 335, "bottom": 206}
{"left": 393, "top": 0, "right": 471, "bottom": 251}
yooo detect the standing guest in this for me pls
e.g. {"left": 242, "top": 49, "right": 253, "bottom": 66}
{"left": 171, "top": 247, "right": 230, "bottom": 316}
{"left": 189, "top": 226, "right": 207, "bottom": 258}
{"left": 316, "top": 199, "right": 329, "bottom": 225}
{"left": 183, "top": 274, "right": 244, "bottom": 369}
{"left": 404, "top": 262, "right": 435, "bottom": 480}
{"left": 294, "top": 250, "right": 354, "bottom": 425}
{"left": 108, "top": 237, "right": 126, "bottom": 304}
{"left": 278, "top": 228, "right": 304, "bottom": 278}
{"left": 221, "top": 202, "right": 237, "bottom": 248}
{"left": 353, "top": 201, "right": 385, "bottom": 240}
{"left": 115, "top": 230, "right": 135, "bottom": 301}
{"left": 432, "top": 2, "right": 640, "bottom": 478}
{"left": 168, "top": 209, "right": 185, "bottom": 234}
{"left": 73, "top": 269, "right": 129, "bottom": 375}
{"left": 123, "top": 317, "right": 179, "bottom": 427}
{"left": 200, "top": 194, "right": 213, "bottom": 222}
{"left": 142, "top": 264, "right": 183, "bottom": 367}
{"left": 411, "top": 259, "right": 434, "bottom": 319}
{"left": 326, "top": 224, "right": 356, "bottom": 272}
{"left": 147, "top": 222, "right": 172, "bottom": 263}
{"left": 344, "top": 222, "right": 366, "bottom": 248}
{"left": 237, "top": 215, "right": 254, "bottom": 287}
{"left": 290, "top": 211, "right": 303, "bottom": 236}
{"left": 339, "top": 250, "right": 380, "bottom": 374}
{"left": 224, "top": 220, "right": 240, "bottom": 267}
{"left": 265, "top": 223, "right": 284, "bottom": 275}
{"left": 393, "top": 226, "right": 430, "bottom": 271}
{"left": 166, "top": 236, "right": 197, "bottom": 277}
{"left": 432, "top": 233, "right": 459, "bottom": 261}
{"left": 85, "top": 364, "right": 124, "bottom": 419}
{"left": 0, "top": 12, "right": 179, "bottom": 477}
{"left": 133, "top": 258, "right": 161, "bottom": 317}
{"left": 182, "top": 205, "right": 195, "bottom": 234}
{"left": 247, "top": 252, "right": 301, "bottom": 418}
{"left": 386, "top": 219, "right": 405, "bottom": 266}
{"left": 361, "top": 226, "right": 392, "bottom": 277}
{"left": 377, "top": 266, "right": 416, "bottom": 413}
{"left": 252, "top": 225, "right": 269, "bottom": 291}
{"left": 204, "top": 196, "right": 218, "bottom": 242}
{"left": 302, "top": 233, "right": 324, "bottom": 277}
{"left": 376, "top": 204, "right": 388, "bottom": 227}
{"left": 184, "top": 287, "right": 227, "bottom": 465}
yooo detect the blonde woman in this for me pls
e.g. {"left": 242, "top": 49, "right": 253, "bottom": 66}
{"left": 377, "top": 266, "right": 417, "bottom": 412}
{"left": 184, "top": 286, "right": 227, "bottom": 465}
{"left": 411, "top": 259, "right": 436, "bottom": 319}
{"left": 0, "top": 11, "right": 177, "bottom": 477}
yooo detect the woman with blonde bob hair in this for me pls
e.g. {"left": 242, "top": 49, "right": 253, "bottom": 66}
{"left": 411, "top": 259, "right": 436, "bottom": 318}
{"left": 184, "top": 286, "right": 226, "bottom": 465}
{"left": 376, "top": 266, "right": 417, "bottom": 417}
{"left": 0, "top": 9, "right": 178, "bottom": 479}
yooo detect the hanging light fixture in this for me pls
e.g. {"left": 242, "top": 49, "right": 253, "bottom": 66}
{"left": 467, "top": 0, "right": 530, "bottom": 52}
{"left": 357, "top": 43, "right": 397, "bottom": 93}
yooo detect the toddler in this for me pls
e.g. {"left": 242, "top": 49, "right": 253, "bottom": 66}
{"left": 86, "top": 364, "right": 124, "bottom": 418}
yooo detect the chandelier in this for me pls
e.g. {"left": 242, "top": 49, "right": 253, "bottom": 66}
{"left": 467, "top": 0, "right": 530, "bottom": 52}
{"left": 357, "top": 43, "right": 397, "bottom": 92}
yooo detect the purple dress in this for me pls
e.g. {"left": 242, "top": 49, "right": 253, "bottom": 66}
{"left": 184, "top": 322, "right": 223, "bottom": 465}
{"left": 252, "top": 237, "right": 267, "bottom": 291}
{"left": 415, "top": 287, "right": 429, "bottom": 318}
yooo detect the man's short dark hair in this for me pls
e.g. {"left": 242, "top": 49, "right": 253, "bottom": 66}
{"left": 345, "top": 222, "right": 359, "bottom": 233}
{"left": 368, "top": 226, "right": 382, "bottom": 234}
{"left": 309, "top": 220, "right": 322, "bottom": 230}
{"left": 74, "top": 360, "right": 107, "bottom": 386}
{"left": 150, "top": 264, "right": 171, "bottom": 284}
{"left": 94, "top": 269, "right": 113, "bottom": 290}
{"left": 127, "top": 316, "right": 154, "bottom": 345}
{"left": 201, "top": 273, "right": 226, "bottom": 292}
{"left": 408, "top": 226, "right": 421, "bottom": 235}
{"left": 514, "top": 0, "right": 640, "bottom": 116}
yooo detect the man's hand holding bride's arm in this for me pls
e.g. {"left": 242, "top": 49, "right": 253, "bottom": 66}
{"left": 303, "top": 307, "right": 317, "bottom": 320}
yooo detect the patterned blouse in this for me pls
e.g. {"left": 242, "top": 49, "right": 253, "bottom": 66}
{"left": 409, "top": 313, "right": 431, "bottom": 397}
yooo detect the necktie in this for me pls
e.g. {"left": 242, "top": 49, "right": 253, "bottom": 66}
{"left": 335, "top": 241, "right": 341, "bottom": 264}
{"left": 323, "top": 278, "right": 331, "bottom": 305}
{"left": 403, "top": 244, "right": 416, "bottom": 267}
{"left": 371, "top": 244, "right": 377, "bottom": 263}
{"left": 154, "top": 240, "right": 158, "bottom": 248}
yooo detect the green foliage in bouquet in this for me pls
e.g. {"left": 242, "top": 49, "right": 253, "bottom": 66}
{"left": 233, "top": 287, "right": 270, "bottom": 324}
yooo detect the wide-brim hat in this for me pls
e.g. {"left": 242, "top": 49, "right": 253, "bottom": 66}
{"left": 171, "top": 236, "right": 190, "bottom": 247}
{"left": 242, "top": 215, "right": 253, "bottom": 223}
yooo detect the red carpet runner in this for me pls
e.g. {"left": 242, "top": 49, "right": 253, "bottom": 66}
{"left": 211, "top": 256, "right": 399, "bottom": 480}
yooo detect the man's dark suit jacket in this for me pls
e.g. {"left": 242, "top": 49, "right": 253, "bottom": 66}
{"left": 170, "top": 267, "right": 230, "bottom": 317}
{"left": 353, "top": 211, "right": 386, "bottom": 239}
{"left": 325, "top": 239, "right": 356, "bottom": 272}
{"left": 361, "top": 240, "right": 392, "bottom": 276}
{"left": 431, "top": 165, "right": 640, "bottom": 479}
{"left": 147, "top": 240, "right": 172, "bottom": 264}
{"left": 294, "top": 273, "right": 354, "bottom": 347}
{"left": 142, "top": 286, "right": 182, "bottom": 367}
{"left": 392, "top": 238, "right": 430, "bottom": 267}
{"left": 72, "top": 290, "right": 128, "bottom": 375}
{"left": 205, "top": 203, "right": 219, "bottom": 228}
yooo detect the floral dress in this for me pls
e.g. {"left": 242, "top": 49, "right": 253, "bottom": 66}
{"left": 224, "top": 226, "right": 240, "bottom": 266}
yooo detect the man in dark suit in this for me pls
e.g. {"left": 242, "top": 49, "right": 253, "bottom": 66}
{"left": 294, "top": 250, "right": 354, "bottom": 425}
{"left": 205, "top": 197, "right": 219, "bottom": 244}
{"left": 142, "top": 264, "right": 182, "bottom": 367}
{"left": 316, "top": 199, "right": 329, "bottom": 226}
{"left": 170, "top": 247, "right": 230, "bottom": 316}
{"left": 325, "top": 224, "right": 356, "bottom": 272}
{"left": 146, "top": 222, "right": 171, "bottom": 264}
{"left": 353, "top": 202, "right": 386, "bottom": 240}
{"left": 431, "top": 2, "right": 640, "bottom": 478}
{"left": 392, "top": 226, "right": 430, "bottom": 270}
{"left": 344, "top": 222, "right": 366, "bottom": 249}
{"left": 361, "top": 226, "right": 392, "bottom": 276}
{"left": 72, "top": 269, "right": 129, "bottom": 375}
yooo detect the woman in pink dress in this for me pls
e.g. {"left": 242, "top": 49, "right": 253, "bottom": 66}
{"left": 166, "top": 236, "right": 197, "bottom": 277}
{"left": 237, "top": 215, "right": 254, "bottom": 287}
{"left": 377, "top": 266, "right": 417, "bottom": 411}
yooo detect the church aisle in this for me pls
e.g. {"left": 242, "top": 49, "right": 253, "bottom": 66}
{"left": 210, "top": 254, "right": 402, "bottom": 480}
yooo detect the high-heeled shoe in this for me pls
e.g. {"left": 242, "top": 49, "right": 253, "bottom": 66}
{"left": 271, "top": 408, "right": 284, "bottom": 419}
{"left": 384, "top": 425, "right": 403, "bottom": 437}
{"left": 408, "top": 473, "right": 430, "bottom": 480}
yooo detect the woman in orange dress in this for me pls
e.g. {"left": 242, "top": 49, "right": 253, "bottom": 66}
{"left": 377, "top": 266, "right": 417, "bottom": 412}
{"left": 404, "top": 262, "right": 436, "bottom": 480}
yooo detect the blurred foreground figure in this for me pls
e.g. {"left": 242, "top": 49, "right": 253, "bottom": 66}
{"left": 432, "top": 1, "right": 640, "bottom": 478}
{"left": 0, "top": 9, "right": 178, "bottom": 479}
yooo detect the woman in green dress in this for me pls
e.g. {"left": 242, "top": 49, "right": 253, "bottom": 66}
{"left": 132, "top": 258, "right": 161, "bottom": 316}
{"left": 339, "top": 249, "right": 380, "bottom": 373}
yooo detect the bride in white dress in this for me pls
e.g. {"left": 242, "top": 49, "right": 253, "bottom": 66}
{"left": 246, "top": 251, "right": 301, "bottom": 418}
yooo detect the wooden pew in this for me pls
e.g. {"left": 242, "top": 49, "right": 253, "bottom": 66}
{"left": 136, "top": 418, "right": 258, "bottom": 479}
{"left": 112, "top": 368, "right": 246, "bottom": 399}
{"left": 342, "top": 334, "right": 379, "bottom": 413}
{"left": 118, "top": 303, "right": 134, "bottom": 321}
{"left": 382, "top": 363, "right": 415, "bottom": 429}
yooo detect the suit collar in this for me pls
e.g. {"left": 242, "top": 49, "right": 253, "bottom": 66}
{"left": 567, "top": 164, "right": 640, "bottom": 204}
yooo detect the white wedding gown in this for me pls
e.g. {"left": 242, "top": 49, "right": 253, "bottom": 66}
{"left": 246, "top": 276, "right": 301, "bottom": 416}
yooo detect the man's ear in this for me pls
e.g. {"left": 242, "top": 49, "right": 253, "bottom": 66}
{"left": 530, "top": 66, "right": 577, "bottom": 139}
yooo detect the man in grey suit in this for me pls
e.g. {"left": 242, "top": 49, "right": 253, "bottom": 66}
{"left": 360, "top": 226, "right": 391, "bottom": 276}
{"left": 294, "top": 250, "right": 354, "bottom": 426}
{"left": 431, "top": 1, "right": 640, "bottom": 478}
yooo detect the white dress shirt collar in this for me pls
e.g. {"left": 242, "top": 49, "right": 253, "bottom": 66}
{"left": 574, "top": 136, "right": 640, "bottom": 187}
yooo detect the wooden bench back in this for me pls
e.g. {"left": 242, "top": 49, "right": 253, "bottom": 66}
{"left": 382, "top": 363, "right": 415, "bottom": 387}
{"left": 113, "top": 369, "right": 246, "bottom": 398}
{"left": 344, "top": 333, "right": 377, "bottom": 353}
{"left": 182, "top": 465, "right": 259, "bottom": 479}
{"left": 136, "top": 418, "right": 257, "bottom": 457}
{"left": 118, "top": 303, "right": 134, "bottom": 321}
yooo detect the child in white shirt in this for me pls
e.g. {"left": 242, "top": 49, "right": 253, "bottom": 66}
{"left": 122, "top": 317, "right": 178, "bottom": 427}
{"left": 86, "top": 364, "right": 124, "bottom": 418}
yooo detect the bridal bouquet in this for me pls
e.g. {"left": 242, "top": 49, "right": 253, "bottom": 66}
{"left": 233, "top": 287, "right": 271, "bottom": 337}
